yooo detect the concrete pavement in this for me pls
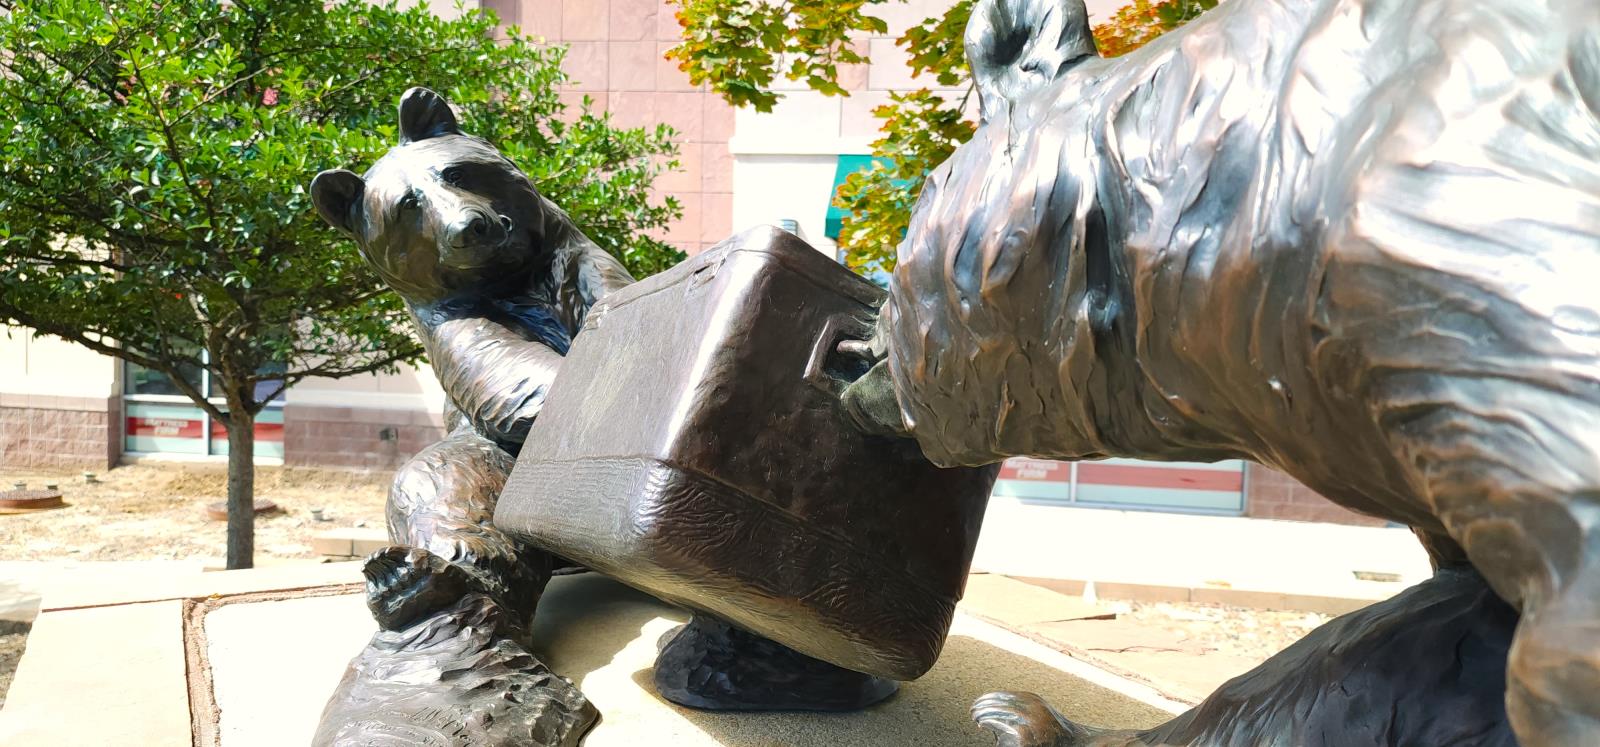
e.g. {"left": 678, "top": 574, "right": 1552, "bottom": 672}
{"left": 0, "top": 564, "right": 1184, "bottom": 746}
{"left": 972, "top": 499, "right": 1431, "bottom": 610}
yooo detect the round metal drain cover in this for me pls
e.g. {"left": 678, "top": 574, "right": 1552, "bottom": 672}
{"left": 0, "top": 488, "right": 66, "bottom": 512}
{"left": 204, "top": 499, "right": 280, "bottom": 521}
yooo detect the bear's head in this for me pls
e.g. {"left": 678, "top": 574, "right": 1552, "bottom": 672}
{"left": 310, "top": 88, "right": 551, "bottom": 302}
{"left": 893, "top": 0, "right": 1104, "bottom": 324}
{"left": 879, "top": 0, "right": 1121, "bottom": 462}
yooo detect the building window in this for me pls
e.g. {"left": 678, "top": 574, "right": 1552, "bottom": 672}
{"left": 992, "top": 457, "right": 1248, "bottom": 515}
{"left": 123, "top": 358, "right": 284, "bottom": 459}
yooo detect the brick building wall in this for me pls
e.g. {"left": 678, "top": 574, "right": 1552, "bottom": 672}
{"left": 482, "top": 0, "right": 736, "bottom": 256}
{"left": 282, "top": 404, "right": 446, "bottom": 470}
{"left": 1244, "top": 464, "right": 1385, "bottom": 526}
{"left": 0, "top": 395, "right": 119, "bottom": 470}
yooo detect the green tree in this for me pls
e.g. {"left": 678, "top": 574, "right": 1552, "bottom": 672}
{"left": 667, "top": 0, "right": 1216, "bottom": 275}
{"left": 0, "top": 0, "right": 683, "bottom": 568}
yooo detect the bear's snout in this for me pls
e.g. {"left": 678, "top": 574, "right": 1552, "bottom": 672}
{"left": 442, "top": 208, "right": 512, "bottom": 266}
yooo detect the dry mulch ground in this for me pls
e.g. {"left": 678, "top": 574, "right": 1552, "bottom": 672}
{"left": 1120, "top": 600, "right": 1329, "bottom": 663}
{"left": 0, "top": 463, "right": 391, "bottom": 562}
{"left": 0, "top": 620, "right": 27, "bottom": 707}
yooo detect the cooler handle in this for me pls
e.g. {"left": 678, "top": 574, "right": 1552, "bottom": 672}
{"left": 804, "top": 312, "right": 876, "bottom": 392}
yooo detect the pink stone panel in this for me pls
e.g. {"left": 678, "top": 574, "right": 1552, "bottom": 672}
{"left": 608, "top": 90, "right": 657, "bottom": 129}
{"left": 702, "top": 142, "right": 733, "bottom": 193}
{"left": 655, "top": 142, "right": 702, "bottom": 195}
{"left": 703, "top": 94, "right": 735, "bottom": 141}
{"left": 609, "top": 0, "right": 657, "bottom": 40}
{"left": 561, "top": 0, "right": 609, "bottom": 40}
{"left": 519, "top": 0, "right": 563, "bottom": 38}
{"left": 479, "top": 0, "right": 520, "bottom": 28}
{"left": 608, "top": 41, "right": 659, "bottom": 91}
{"left": 561, "top": 41, "right": 609, "bottom": 91}
{"left": 656, "top": 41, "right": 698, "bottom": 91}
{"left": 700, "top": 192, "right": 732, "bottom": 245}
{"left": 655, "top": 0, "right": 683, "bottom": 40}
{"left": 656, "top": 91, "right": 704, "bottom": 141}
{"left": 663, "top": 191, "right": 702, "bottom": 250}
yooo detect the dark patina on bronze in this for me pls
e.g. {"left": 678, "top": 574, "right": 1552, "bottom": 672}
{"left": 844, "top": 0, "right": 1600, "bottom": 745}
{"left": 495, "top": 225, "right": 999, "bottom": 704}
{"left": 309, "top": 87, "right": 614, "bottom": 746}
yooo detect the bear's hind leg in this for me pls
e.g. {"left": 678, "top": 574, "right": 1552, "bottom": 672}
{"left": 317, "top": 425, "right": 595, "bottom": 747}
{"left": 972, "top": 568, "right": 1519, "bottom": 747}
{"left": 1390, "top": 410, "right": 1600, "bottom": 745}
{"left": 376, "top": 423, "right": 554, "bottom": 639}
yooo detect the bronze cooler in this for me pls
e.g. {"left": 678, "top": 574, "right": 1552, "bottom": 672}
{"left": 494, "top": 226, "right": 998, "bottom": 680}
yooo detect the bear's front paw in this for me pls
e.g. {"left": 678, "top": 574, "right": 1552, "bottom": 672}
{"left": 363, "top": 545, "right": 477, "bottom": 631}
{"left": 973, "top": 691, "right": 1097, "bottom": 747}
{"left": 840, "top": 359, "right": 911, "bottom": 438}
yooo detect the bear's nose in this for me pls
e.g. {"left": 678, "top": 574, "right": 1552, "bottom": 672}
{"left": 466, "top": 214, "right": 488, "bottom": 236}
{"left": 446, "top": 209, "right": 507, "bottom": 249}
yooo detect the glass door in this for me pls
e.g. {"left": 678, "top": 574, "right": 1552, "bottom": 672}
{"left": 123, "top": 358, "right": 284, "bottom": 459}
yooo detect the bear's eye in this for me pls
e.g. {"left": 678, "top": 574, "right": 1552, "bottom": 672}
{"left": 440, "top": 166, "right": 464, "bottom": 187}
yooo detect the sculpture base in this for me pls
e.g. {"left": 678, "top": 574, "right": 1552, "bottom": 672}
{"left": 653, "top": 613, "right": 900, "bottom": 712}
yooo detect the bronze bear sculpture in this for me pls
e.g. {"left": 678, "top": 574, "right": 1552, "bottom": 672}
{"left": 309, "top": 88, "right": 900, "bottom": 745}
{"left": 309, "top": 86, "right": 625, "bottom": 746}
{"left": 846, "top": 0, "right": 1600, "bottom": 744}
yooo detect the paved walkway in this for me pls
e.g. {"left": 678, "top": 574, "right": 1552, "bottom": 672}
{"left": 0, "top": 565, "right": 1183, "bottom": 746}
{"left": 973, "top": 500, "right": 1431, "bottom": 610}
{"left": 305, "top": 503, "right": 1434, "bottom": 613}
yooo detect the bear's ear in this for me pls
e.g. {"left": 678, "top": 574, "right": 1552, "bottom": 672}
{"left": 966, "top": 0, "right": 1098, "bottom": 122}
{"left": 397, "top": 87, "right": 462, "bottom": 144}
{"left": 310, "top": 169, "right": 366, "bottom": 239}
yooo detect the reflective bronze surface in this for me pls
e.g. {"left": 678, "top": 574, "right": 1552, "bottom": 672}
{"left": 847, "top": 0, "right": 1600, "bottom": 744}
{"left": 496, "top": 226, "right": 1000, "bottom": 683}
{"left": 309, "top": 87, "right": 621, "bottom": 746}
{"left": 655, "top": 613, "right": 901, "bottom": 712}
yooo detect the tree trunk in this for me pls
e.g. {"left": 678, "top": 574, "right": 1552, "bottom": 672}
{"left": 225, "top": 411, "right": 256, "bottom": 570}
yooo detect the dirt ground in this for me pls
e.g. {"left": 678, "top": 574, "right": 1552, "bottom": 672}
{"left": 0, "top": 620, "right": 26, "bottom": 707}
{"left": 0, "top": 463, "right": 390, "bottom": 562}
{"left": 1121, "top": 600, "right": 1328, "bottom": 663}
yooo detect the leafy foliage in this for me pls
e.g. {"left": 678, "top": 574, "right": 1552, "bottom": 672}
{"left": 833, "top": 90, "right": 973, "bottom": 274}
{"left": 665, "top": 0, "right": 889, "bottom": 111}
{"left": 0, "top": 0, "right": 680, "bottom": 419}
{"left": 0, "top": 0, "right": 681, "bottom": 565}
{"left": 669, "top": 0, "right": 1214, "bottom": 275}
{"left": 1092, "top": 0, "right": 1218, "bottom": 56}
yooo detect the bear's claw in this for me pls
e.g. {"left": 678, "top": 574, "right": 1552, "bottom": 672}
{"left": 363, "top": 545, "right": 477, "bottom": 631}
{"left": 973, "top": 691, "right": 1095, "bottom": 747}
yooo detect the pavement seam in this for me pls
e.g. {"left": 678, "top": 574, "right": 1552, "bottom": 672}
{"left": 180, "top": 583, "right": 362, "bottom": 747}
{"left": 183, "top": 598, "right": 219, "bottom": 747}
{"left": 38, "top": 579, "right": 365, "bottom": 615}
{"left": 960, "top": 608, "right": 1200, "bottom": 709}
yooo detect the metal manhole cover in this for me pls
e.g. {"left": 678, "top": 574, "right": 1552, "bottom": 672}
{"left": 0, "top": 488, "right": 66, "bottom": 512}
